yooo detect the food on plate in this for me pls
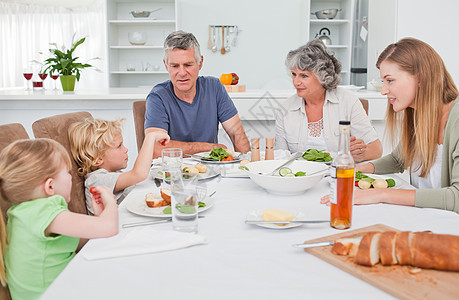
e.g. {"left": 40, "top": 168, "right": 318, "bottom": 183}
{"left": 240, "top": 159, "right": 250, "bottom": 166}
{"left": 195, "top": 163, "right": 207, "bottom": 173}
{"left": 160, "top": 188, "right": 171, "bottom": 204}
{"left": 221, "top": 156, "right": 234, "bottom": 162}
{"left": 145, "top": 193, "right": 168, "bottom": 208}
{"left": 219, "top": 73, "right": 233, "bottom": 85}
{"left": 355, "top": 171, "right": 396, "bottom": 189}
{"left": 226, "top": 149, "right": 235, "bottom": 156}
{"left": 183, "top": 166, "right": 199, "bottom": 175}
{"left": 202, "top": 147, "right": 234, "bottom": 161}
{"left": 357, "top": 180, "right": 372, "bottom": 189}
{"left": 332, "top": 231, "right": 459, "bottom": 271}
{"left": 162, "top": 200, "right": 206, "bottom": 215}
{"left": 302, "top": 149, "right": 332, "bottom": 162}
{"left": 278, "top": 167, "right": 307, "bottom": 177}
{"left": 372, "top": 179, "right": 388, "bottom": 189}
{"left": 263, "top": 208, "right": 294, "bottom": 226}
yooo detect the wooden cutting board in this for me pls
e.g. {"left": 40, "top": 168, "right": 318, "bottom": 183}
{"left": 303, "top": 224, "right": 459, "bottom": 300}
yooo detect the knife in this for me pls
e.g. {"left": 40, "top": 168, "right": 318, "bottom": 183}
{"left": 292, "top": 241, "right": 335, "bottom": 248}
{"left": 122, "top": 215, "right": 206, "bottom": 228}
{"left": 245, "top": 220, "right": 329, "bottom": 225}
{"left": 184, "top": 153, "right": 215, "bottom": 161}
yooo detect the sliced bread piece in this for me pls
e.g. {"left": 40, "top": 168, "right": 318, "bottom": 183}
{"left": 411, "top": 232, "right": 459, "bottom": 271}
{"left": 145, "top": 193, "right": 165, "bottom": 208}
{"left": 355, "top": 232, "right": 382, "bottom": 266}
{"left": 332, "top": 237, "right": 362, "bottom": 256}
{"left": 395, "top": 231, "right": 414, "bottom": 265}
{"left": 379, "top": 231, "right": 398, "bottom": 265}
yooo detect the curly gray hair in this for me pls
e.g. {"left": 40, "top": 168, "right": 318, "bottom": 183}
{"left": 285, "top": 39, "right": 341, "bottom": 90}
{"left": 163, "top": 30, "right": 202, "bottom": 64}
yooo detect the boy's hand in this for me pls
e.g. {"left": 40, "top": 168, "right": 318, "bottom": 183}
{"left": 90, "top": 186, "right": 116, "bottom": 216}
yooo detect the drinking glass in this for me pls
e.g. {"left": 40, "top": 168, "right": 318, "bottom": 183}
{"left": 171, "top": 185, "right": 199, "bottom": 233}
{"left": 50, "top": 72, "right": 59, "bottom": 90}
{"left": 38, "top": 72, "right": 48, "bottom": 89}
{"left": 23, "top": 67, "right": 33, "bottom": 90}
{"left": 162, "top": 148, "right": 183, "bottom": 171}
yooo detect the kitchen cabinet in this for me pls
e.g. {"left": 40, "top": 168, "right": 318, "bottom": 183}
{"left": 107, "top": 0, "right": 178, "bottom": 87}
{"left": 309, "top": 0, "right": 354, "bottom": 84}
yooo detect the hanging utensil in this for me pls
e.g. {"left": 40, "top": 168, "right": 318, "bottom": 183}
{"left": 221, "top": 26, "right": 226, "bottom": 54}
{"left": 211, "top": 26, "right": 217, "bottom": 52}
{"left": 225, "top": 26, "right": 230, "bottom": 53}
{"left": 231, "top": 26, "right": 239, "bottom": 46}
{"left": 207, "top": 25, "right": 212, "bottom": 50}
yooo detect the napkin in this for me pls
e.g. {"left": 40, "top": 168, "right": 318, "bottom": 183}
{"left": 80, "top": 227, "right": 207, "bottom": 260}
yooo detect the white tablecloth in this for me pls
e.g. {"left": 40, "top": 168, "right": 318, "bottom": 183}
{"left": 41, "top": 171, "right": 459, "bottom": 300}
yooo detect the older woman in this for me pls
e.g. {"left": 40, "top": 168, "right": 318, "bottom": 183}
{"left": 274, "top": 39, "right": 382, "bottom": 162}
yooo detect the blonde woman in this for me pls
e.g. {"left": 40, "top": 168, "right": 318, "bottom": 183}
{"left": 321, "top": 38, "right": 459, "bottom": 212}
{"left": 0, "top": 139, "right": 118, "bottom": 299}
{"left": 69, "top": 118, "right": 170, "bottom": 214}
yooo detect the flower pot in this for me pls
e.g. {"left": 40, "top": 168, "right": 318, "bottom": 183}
{"left": 60, "top": 75, "right": 76, "bottom": 91}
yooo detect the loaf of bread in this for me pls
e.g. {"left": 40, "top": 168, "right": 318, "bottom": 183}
{"left": 331, "top": 237, "right": 362, "bottom": 256}
{"left": 336, "top": 231, "right": 459, "bottom": 272}
{"left": 145, "top": 193, "right": 168, "bottom": 208}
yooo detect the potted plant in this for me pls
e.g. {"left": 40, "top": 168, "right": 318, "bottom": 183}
{"left": 41, "top": 35, "right": 100, "bottom": 91}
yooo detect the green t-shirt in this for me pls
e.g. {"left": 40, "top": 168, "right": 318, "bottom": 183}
{"left": 5, "top": 195, "right": 79, "bottom": 300}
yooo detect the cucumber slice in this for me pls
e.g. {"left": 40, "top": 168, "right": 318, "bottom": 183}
{"left": 279, "top": 167, "right": 293, "bottom": 177}
{"left": 284, "top": 173, "right": 295, "bottom": 177}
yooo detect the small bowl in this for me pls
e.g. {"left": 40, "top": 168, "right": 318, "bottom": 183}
{"left": 372, "top": 82, "right": 383, "bottom": 91}
{"left": 128, "top": 32, "right": 147, "bottom": 45}
{"left": 312, "top": 8, "right": 341, "bottom": 19}
{"left": 130, "top": 10, "right": 151, "bottom": 18}
{"left": 245, "top": 160, "right": 329, "bottom": 195}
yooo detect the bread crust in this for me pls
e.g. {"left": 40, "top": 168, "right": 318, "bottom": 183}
{"left": 332, "top": 237, "right": 362, "bottom": 256}
{"left": 355, "top": 232, "right": 381, "bottom": 266}
{"left": 380, "top": 231, "right": 398, "bottom": 265}
{"left": 395, "top": 231, "right": 413, "bottom": 265}
{"left": 411, "top": 232, "right": 459, "bottom": 271}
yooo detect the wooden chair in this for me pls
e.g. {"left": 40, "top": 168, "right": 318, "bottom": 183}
{"left": 32, "top": 112, "right": 93, "bottom": 215}
{"left": 133, "top": 100, "right": 146, "bottom": 152}
{"left": 0, "top": 123, "right": 29, "bottom": 153}
{"left": 0, "top": 123, "right": 28, "bottom": 300}
{"left": 359, "top": 98, "right": 369, "bottom": 115}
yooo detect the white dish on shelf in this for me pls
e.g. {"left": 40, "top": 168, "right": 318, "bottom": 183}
{"left": 128, "top": 32, "right": 147, "bottom": 45}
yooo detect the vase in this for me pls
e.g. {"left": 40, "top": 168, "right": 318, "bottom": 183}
{"left": 60, "top": 75, "right": 76, "bottom": 91}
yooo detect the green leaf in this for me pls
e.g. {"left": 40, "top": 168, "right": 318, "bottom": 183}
{"left": 294, "top": 171, "right": 306, "bottom": 177}
{"left": 176, "top": 204, "right": 196, "bottom": 214}
{"left": 238, "top": 165, "right": 249, "bottom": 171}
{"left": 386, "top": 178, "right": 396, "bottom": 188}
{"left": 163, "top": 206, "right": 171, "bottom": 214}
{"left": 198, "top": 201, "right": 206, "bottom": 208}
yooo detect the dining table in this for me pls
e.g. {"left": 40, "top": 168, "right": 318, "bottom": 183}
{"left": 41, "top": 160, "right": 459, "bottom": 300}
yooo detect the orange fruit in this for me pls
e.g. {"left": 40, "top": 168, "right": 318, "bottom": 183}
{"left": 219, "top": 73, "right": 232, "bottom": 85}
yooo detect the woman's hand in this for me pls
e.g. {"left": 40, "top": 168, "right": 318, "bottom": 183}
{"left": 320, "top": 189, "right": 384, "bottom": 206}
{"left": 350, "top": 136, "right": 367, "bottom": 162}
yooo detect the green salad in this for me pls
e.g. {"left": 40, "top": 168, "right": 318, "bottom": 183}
{"left": 302, "top": 149, "right": 332, "bottom": 162}
{"left": 202, "top": 147, "right": 231, "bottom": 161}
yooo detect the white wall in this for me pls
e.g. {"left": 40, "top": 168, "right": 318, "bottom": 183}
{"left": 396, "top": 0, "right": 459, "bottom": 85}
{"left": 177, "top": 0, "right": 308, "bottom": 89}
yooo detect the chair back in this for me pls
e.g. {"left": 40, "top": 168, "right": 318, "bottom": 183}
{"left": 359, "top": 98, "right": 369, "bottom": 115}
{"left": 133, "top": 100, "right": 146, "bottom": 152}
{"left": 0, "top": 123, "right": 29, "bottom": 153}
{"left": 0, "top": 124, "right": 26, "bottom": 299}
{"left": 32, "top": 112, "right": 93, "bottom": 215}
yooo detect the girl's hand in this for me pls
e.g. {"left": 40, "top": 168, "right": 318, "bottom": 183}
{"left": 90, "top": 186, "right": 116, "bottom": 216}
{"left": 153, "top": 131, "right": 170, "bottom": 146}
{"left": 320, "top": 189, "right": 384, "bottom": 207}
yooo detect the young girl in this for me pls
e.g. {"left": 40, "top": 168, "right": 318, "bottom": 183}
{"left": 321, "top": 38, "right": 459, "bottom": 212}
{"left": 0, "top": 138, "right": 119, "bottom": 299}
{"left": 68, "top": 118, "right": 170, "bottom": 214}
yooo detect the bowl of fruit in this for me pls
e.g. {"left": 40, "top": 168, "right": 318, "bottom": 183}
{"left": 244, "top": 160, "right": 329, "bottom": 195}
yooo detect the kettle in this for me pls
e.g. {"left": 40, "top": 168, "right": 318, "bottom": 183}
{"left": 315, "top": 27, "right": 332, "bottom": 46}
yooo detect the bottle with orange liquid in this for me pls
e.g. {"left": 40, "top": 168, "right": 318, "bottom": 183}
{"left": 330, "top": 120, "right": 354, "bottom": 230}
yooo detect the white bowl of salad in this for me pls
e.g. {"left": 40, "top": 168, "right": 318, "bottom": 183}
{"left": 244, "top": 160, "right": 329, "bottom": 195}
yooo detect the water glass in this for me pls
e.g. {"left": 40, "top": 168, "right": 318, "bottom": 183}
{"left": 162, "top": 148, "right": 183, "bottom": 171}
{"left": 171, "top": 187, "right": 198, "bottom": 233}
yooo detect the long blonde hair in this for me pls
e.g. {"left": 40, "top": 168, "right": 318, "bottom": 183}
{"left": 68, "top": 118, "right": 124, "bottom": 176}
{"left": 377, "top": 38, "right": 459, "bottom": 177}
{"left": 0, "top": 138, "right": 71, "bottom": 287}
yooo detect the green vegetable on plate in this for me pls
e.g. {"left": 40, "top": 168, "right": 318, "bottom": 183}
{"left": 302, "top": 149, "right": 332, "bottom": 162}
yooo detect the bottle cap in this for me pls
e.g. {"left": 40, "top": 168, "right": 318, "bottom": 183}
{"left": 339, "top": 120, "right": 350, "bottom": 125}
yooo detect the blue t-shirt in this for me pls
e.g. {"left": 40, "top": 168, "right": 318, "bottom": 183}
{"left": 145, "top": 76, "right": 238, "bottom": 143}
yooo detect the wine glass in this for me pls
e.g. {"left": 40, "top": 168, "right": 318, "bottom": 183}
{"left": 38, "top": 72, "right": 48, "bottom": 89}
{"left": 50, "top": 72, "right": 59, "bottom": 90}
{"left": 23, "top": 67, "right": 33, "bottom": 90}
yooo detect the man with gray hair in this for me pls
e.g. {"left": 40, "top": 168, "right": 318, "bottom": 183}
{"left": 145, "top": 30, "right": 250, "bottom": 158}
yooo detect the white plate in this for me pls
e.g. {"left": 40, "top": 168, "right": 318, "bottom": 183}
{"left": 356, "top": 173, "right": 402, "bottom": 189}
{"left": 190, "top": 152, "right": 242, "bottom": 164}
{"left": 150, "top": 164, "right": 220, "bottom": 181}
{"left": 125, "top": 191, "right": 214, "bottom": 218}
{"left": 246, "top": 210, "right": 305, "bottom": 230}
